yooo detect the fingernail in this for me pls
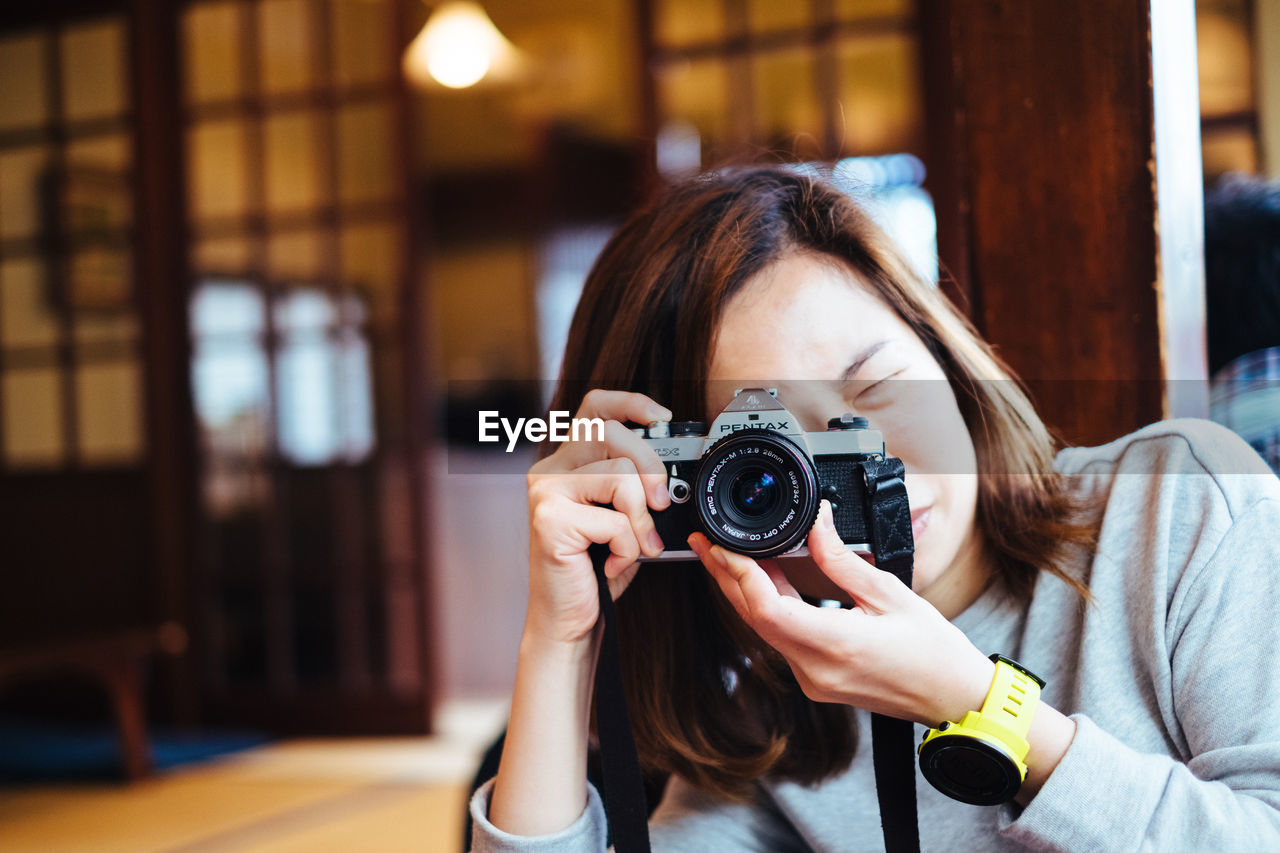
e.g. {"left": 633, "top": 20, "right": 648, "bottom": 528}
{"left": 650, "top": 405, "right": 672, "bottom": 421}
{"left": 647, "top": 529, "right": 665, "bottom": 553}
{"left": 656, "top": 483, "right": 670, "bottom": 506}
{"left": 709, "top": 546, "right": 729, "bottom": 568}
{"left": 820, "top": 500, "right": 835, "bottom": 530}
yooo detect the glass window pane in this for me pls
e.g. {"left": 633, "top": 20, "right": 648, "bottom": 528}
{"left": 656, "top": 59, "right": 727, "bottom": 163}
{"left": 0, "top": 146, "right": 53, "bottom": 241}
{"left": 331, "top": 0, "right": 395, "bottom": 88}
{"left": 192, "top": 342, "right": 271, "bottom": 457}
{"left": 191, "top": 279, "right": 267, "bottom": 338}
{"left": 337, "top": 102, "right": 395, "bottom": 204}
{"left": 655, "top": 0, "right": 724, "bottom": 47}
{"left": 76, "top": 359, "right": 144, "bottom": 464}
{"left": 267, "top": 229, "right": 326, "bottom": 281}
{"left": 3, "top": 368, "right": 65, "bottom": 466}
{"left": 340, "top": 222, "right": 401, "bottom": 326}
{"left": 263, "top": 110, "right": 322, "bottom": 213}
{"left": 0, "top": 32, "right": 50, "bottom": 132}
{"left": 192, "top": 235, "right": 255, "bottom": 275}
{"left": 258, "top": 0, "right": 315, "bottom": 96}
{"left": 187, "top": 118, "right": 251, "bottom": 221}
{"left": 275, "top": 307, "right": 336, "bottom": 465}
{"left": 183, "top": 1, "right": 245, "bottom": 105}
{"left": 190, "top": 282, "right": 271, "bottom": 460}
{"left": 66, "top": 246, "right": 133, "bottom": 311}
{"left": 836, "top": 34, "right": 923, "bottom": 155}
{"left": 75, "top": 312, "right": 139, "bottom": 345}
{"left": 66, "top": 133, "right": 132, "bottom": 172}
{"left": 61, "top": 167, "right": 133, "bottom": 238}
{"left": 748, "top": 0, "right": 808, "bottom": 33}
{"left": 273, "top": 288, "right": 375, "bottom": 465}
{"left": 60, "top": 18, "right": 129, "bottom": 122}
{"left": 274, "top": 287, "right": 334, "bottom": 332}
{"left": 754, "top": 48, "right": 822, "bottom": 159}
{"left": 1, "top": 259, "right": 60, "bottom": 349}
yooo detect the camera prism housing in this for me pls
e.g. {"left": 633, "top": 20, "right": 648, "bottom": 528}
{"left": 637, "top": 387, "right": 897, "bottom": 561}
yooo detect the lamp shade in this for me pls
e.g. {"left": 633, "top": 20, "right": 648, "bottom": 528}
{"left": 402, "top": 1, "right": 520, "bottom": 90}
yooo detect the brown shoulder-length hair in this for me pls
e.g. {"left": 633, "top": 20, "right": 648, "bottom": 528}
{"left": 548, "top": 166, "right": 1092, "bottom": 801}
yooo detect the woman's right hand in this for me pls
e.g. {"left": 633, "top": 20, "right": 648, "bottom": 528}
{"left": 524, "top": 389, "right": 674, "bottom": 646}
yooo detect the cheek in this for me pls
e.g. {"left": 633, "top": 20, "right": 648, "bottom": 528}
{"left": 909, "top": 473, "right": 979, "bottom": 585}
{"left": 873, "top": 381, "right": 978, "bottom": 477}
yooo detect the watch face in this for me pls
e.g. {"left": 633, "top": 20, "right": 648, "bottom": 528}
{"left": 919, "top": 736, "right": 1021, "bottom": 806}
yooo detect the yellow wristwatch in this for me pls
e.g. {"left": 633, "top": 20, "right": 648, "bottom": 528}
{"left": 918, "top": 654, "right": 1045, "bottom": 805}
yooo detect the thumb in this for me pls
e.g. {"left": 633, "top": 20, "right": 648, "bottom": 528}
{"left": 808, "top": 500, "right": 908, "bottom": 612}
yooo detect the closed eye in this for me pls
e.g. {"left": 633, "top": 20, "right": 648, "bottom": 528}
{"left": 852, "top": 369, "right": 907, "bottom": 403}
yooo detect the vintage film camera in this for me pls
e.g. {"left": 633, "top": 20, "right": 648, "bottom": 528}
{"left": 637, "top": 387, "right": 903, "bottom": 561}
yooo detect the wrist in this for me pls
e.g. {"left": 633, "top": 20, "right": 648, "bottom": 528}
{"left": 1015, "top": 704, "right": 1077, "bottom": 805}
{"left": 927, "top": 652, "right": 997, "bottom": 726}
{"left": 519, "top": 620, "right": 601, "bottom": 669}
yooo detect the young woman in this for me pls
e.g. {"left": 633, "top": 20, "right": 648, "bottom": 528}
{"left": 469, "top": 167, "right": 1280, "bottom": 851}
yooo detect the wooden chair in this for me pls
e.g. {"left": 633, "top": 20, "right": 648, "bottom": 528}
{"left": 0, "top": 628, "right": 161, "bottom": 781}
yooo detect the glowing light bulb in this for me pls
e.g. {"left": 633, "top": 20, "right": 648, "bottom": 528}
{"left": 402, "top": 2, "right": 517, "bottom": 90}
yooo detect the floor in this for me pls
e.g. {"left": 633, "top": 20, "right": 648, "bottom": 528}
{"left": 0, "top": 698, "right": 509, "bottom": 853}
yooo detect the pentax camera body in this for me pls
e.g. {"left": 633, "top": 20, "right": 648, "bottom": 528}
{"left": 637, "top": 387, "right": 903, "bottom": 561}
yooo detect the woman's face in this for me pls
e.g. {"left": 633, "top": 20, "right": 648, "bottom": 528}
{"left": 706, "top": 251, "right": 986, "bottom": 617}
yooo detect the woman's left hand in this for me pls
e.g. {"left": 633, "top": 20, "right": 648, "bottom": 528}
{"left": 688, "top": 499, "right": 996, "bottom": 727}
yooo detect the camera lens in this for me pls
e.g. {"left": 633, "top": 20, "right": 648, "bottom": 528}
{"left": 730, "top": 468, "right": 778, "bottom": 517}
{"left": 694, "top": 431, "right": 819, "bottom": 558}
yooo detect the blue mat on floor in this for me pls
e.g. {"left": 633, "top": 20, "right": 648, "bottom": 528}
{"left": 0, "top": 716, "right": 270, "bottom": 783}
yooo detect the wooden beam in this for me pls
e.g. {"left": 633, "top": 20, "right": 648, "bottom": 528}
{"left": 919, "top": 0, "right": 1205, "bottom": 447}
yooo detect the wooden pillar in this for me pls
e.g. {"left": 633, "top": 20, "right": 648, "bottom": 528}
{"left": 131, "top": 0, "right": 200, "bottom": 724}
{"left": 919, "top": 0, "right": 1206, "bottom": 447}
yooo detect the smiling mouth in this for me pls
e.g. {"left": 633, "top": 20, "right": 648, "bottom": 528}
{"left": 910, "top": 507, "right": 932, "bottom": 541}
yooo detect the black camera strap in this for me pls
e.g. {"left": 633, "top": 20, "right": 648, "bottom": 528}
{"left": 590, "top": 540, "right": 654, "bottom": 851}
{"left": 590, "top": 456, "right": 918, "bottom": 853}
{"left": 859, "top": 457, "right": 920, "bottom": 853}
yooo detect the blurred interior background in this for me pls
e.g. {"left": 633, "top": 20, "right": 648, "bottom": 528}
{"left": 0, "top": 0, "right": 1275, "bottom": 850}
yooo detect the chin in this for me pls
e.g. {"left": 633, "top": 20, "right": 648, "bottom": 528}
{"left": 910, "top": 558, "right": 946, "bottom": 595}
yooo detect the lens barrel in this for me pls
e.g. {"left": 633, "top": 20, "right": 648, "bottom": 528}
{"left": 694, "top": 431, "right": 819, "bottom": 557}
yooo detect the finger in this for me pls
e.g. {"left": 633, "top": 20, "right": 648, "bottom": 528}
{"left": 706, "top": 543, "right": 809, "bottom": 648}
{"left": 807, "top": 500, "right": 910, "bottom": 612}
{"left": 687, "top": 533, "right": 751, "bottom": 620}
{"left": 546, "top": 419, "right": 671, "bottom": 511}
{"left": 575, "top": 389, "right": 672, "bottom": 426}
{"left": 607, "top": 559, "right": 642, "bottom": 601}
{"left": 534, "top": 497, "right": 642, "bottom": 579}
{"left": 758, "top": 559, "right": 802, "bottom": 600}
{"left": 691, "top": 537, "right": 853, "bottom": 656}
{"left": 542, "top": 457, "right": 665, "bottom": 557}
{"left": 743, "top": 551, "right": 871, "bottom": 658}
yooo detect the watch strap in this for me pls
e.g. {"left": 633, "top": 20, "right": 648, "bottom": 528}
{"left": 978, "top": 653, "right": 1043, "bottom": 748}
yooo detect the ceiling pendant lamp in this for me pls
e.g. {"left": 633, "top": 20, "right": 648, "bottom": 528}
{"left": 402, "top": 1, "right": 520, "bottom": 90}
